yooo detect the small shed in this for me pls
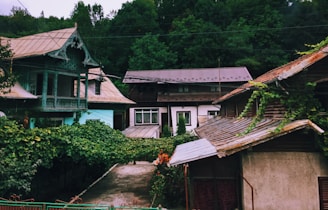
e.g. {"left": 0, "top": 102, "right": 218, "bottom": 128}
{"left": 170, "top": 118, "right": 327, "bottom": 210}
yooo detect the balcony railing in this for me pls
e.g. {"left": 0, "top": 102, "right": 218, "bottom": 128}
{"left": 38, "top": 96, "right": 87, "bottom": 112}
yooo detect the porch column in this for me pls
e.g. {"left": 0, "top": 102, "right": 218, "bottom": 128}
{"left": 77, "top": 75, "right": 81, "bottom": 108}
{"left": 84, "top": 71, "right": 88, "bottom": 108}
{"left": 42, "top": 71, "right": 48, "bottom": 108}
{"left": 53, "top": 73, "right": 58, "bottom": 108}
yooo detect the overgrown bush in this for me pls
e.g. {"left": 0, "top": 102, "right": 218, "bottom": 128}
{"left": 150, "top": 164, "right": 185, "bottom": 208}
{"left": 0, "top": 117, "right": 197, "bottom": 201}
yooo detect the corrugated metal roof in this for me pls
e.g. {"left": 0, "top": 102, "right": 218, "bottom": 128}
{"left": 195, "top": 117, "right": 324, "bottom": 158}
{"left": 123, "top": 67, "right": 252, "bottom": 84}
{"left": 80, "top": 68, "right": 135, "bottom": 104}
{"left": 0, "top": 82, "right": 37, "bottom": 99}
{"left": 1, "top": 27, "right": 75, "bottom": 59}
{"left": 122, "top": 125, "right": 160, "bottom": 138}
{"left": 213, "top": 45, "right": 328, "bottom": 104}
{"left": 169, "top": 138, "right": 217, "bottom": 166}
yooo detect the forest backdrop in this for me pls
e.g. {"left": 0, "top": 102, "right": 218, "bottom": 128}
{"left": 1, "top": 0, "right": 328, "bottom": 83}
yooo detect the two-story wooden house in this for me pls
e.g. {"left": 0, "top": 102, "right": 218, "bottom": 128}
{"left": 122, "top": 67, "right": 252, "bottom": 138}
{"left": 170, "top": 44, "right": 328, "bottom": 209}
{"left": 0, "top": 26, "right": 99, "bottom": 127}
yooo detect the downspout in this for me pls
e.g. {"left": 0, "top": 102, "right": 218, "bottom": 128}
{"left": 184, "top": 164, "right": 189, "bottom": 210}
{"left": 242, "top": 175, "right": 254, "bottom": 210}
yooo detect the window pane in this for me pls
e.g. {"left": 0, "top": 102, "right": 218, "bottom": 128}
{"left": 136, "top": 113, "right": 142, "bottom": 124}
{"left": 152, "top": 112, "right": 158, "bottom": 123}
{"left": 185, "top": 112, "right": 190, "bottom": 125}
{"left": 144, "top": 113, "right": 150, "bottom": 123}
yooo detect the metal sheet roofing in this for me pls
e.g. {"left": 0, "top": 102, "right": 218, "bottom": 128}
{"left": 1, "top": 27, "right": 98, "bottom": 66}
{"left": 1, "top": 27, "right": 75, "bottom": 59}
{"left": 0, "top": 82, "right": 37, "bottom": 99}
{"left": 195, "top": 117, "right": 324, "bottom": 158}
{"left": 122, "top": 125, "right": 161, "bottom": 138}
{"left": 213, "top": 45, "right": 328, "bottom": 104}
{"left": 80, "top": 68, "right": 135, "bottom": 104}
{"left": 123, "top": 67, "right": 252, "bottom": 84}
{"left": 169, "top": 138, "right": 217, "bottom": 166}
{"left": 157, "top": 93, "right": 219, "bottom": 102}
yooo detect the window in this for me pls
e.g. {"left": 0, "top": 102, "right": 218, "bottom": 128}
{"left": 178, "top": 86, "right": 189, "bottom": 93}
{"left": 135, "top": 109, "right": 158, "bottom": 125}
{"left": 95, "top": 80, "right": 101, "bottom": 95}
{"left": 210, "top": 85, "right": 220, "bottom": 92}
{"left": 208, "top": 110, "right": 220, "bottom": 116}
{"left": 177, "top": 111, "right": 191, "bottom": 125}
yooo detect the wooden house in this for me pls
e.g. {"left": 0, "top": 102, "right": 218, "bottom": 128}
{"left": 170, "top": 44, "right": 328, "bottom": 209}
{"left": 78, "top": 68, "right": 135, "bottom": 130}
{"left": 122, "top": 67, "right": 252, "bottom": 138}
{"left": 0, "top": 26, "right": 99, "bottom": 127}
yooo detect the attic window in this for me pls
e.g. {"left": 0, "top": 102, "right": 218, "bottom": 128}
{"left": 95, "top": 80, "right": 101, "bottom": 95}
{"left": 178, "top": 86, "right": 189, "bottom": 93}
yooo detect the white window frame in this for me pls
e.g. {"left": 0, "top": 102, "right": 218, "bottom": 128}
{"left": 135, "top": 109, "right": 159, "bottom": 125}
{"left": 208, "top": 110, "right": 220, "bottom": 116}
{"left": 177, "top": 111, "right": 191, "bottom": 126}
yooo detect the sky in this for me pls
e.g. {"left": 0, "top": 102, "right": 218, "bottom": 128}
{"left": 0, "top": 0, "right": 131, "bottom": 18}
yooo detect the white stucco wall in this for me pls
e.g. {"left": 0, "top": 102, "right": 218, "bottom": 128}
{"left": 171, "top": 106, "right": 198, "bottom": 135}
{"left": 128, "top": 107, "right": 167, "bottom": 126}
{"left": 242, "top": 152, "right": 328, "bottom": 210}
{"left": 197, "top": 104, "right": 221, "bottom": 115}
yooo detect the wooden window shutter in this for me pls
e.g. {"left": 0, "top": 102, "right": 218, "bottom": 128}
{"left": 319, "top": 177, "right": 328, "bottom": 210}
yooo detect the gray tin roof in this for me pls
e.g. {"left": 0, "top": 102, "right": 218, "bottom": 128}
{"left": 123, "top": 67, "right": 252, "bottom": 84}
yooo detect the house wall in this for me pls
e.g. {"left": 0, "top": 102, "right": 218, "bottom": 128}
{"left": 171, "top": 106, "right": 197, "bottom": 135}
{"left": 197, "top": 104, "right": 221, "bottom": 126}
{"left": 241, "top": 151, "right": 328, "bottom": 210}
{"left": 128, "top": 107, "right": 167, "bottom": 126}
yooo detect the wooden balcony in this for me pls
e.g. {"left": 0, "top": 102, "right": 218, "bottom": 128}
{"left": 38, "top": 96, "right": 87, "bottom": 112}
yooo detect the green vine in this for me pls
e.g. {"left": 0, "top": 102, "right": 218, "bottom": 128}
{"left": 238, "top": 81, "right": 280, "bottom": 135}
{"left": 238, "top": 81, "right": 326, "bottom": 135}
{"left": 297, "top": 36, "right": 328, "bottom": 55}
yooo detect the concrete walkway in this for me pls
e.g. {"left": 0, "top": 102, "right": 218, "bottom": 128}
{"left": 80, "top": 161, "right": 155, "bottom": 208}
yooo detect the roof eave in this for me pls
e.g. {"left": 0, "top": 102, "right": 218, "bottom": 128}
{"left": 216, "top": 119, "right": 324, "bottom": 158}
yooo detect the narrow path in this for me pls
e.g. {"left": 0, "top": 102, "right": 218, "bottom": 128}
{"left": 81, "top": 161, "right": 155, "bottom": 207}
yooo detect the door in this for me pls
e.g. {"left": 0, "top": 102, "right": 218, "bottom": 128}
{"left": 193, "top": 179, "right": 238, "bottom": 210}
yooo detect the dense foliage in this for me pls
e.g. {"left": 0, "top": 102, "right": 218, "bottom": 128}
{"left": 0, "top": 40, "right": 16, "bottom": 93}
{"left": 1, "top": 0, "right": 328, "bottom": 79}
{"left": 0, "top": 118, "right": 195, "bottom": 201}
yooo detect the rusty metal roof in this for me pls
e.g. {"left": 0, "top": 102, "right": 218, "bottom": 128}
{"left": 195, "top": 117, "right": 324, "bottom": 158}
{"left": 80, "top": 68, "right": 135, "bottom": 104}
{"left": 213, "top": 45, "right": 328, "bottom": 104}
{"left": 123, "top": 67, "right": 252, "bottom": 84}
{"left": 169, "top": 138, "right": 217, "bottom": 166}
{"left": 122, "top": 125, "right": 161, "bottom": 138}
{"left": 0, "top": 82, "right": 37, "bottom": 99}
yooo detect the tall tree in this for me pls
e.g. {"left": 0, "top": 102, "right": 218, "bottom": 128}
{"left": 128, "top": 33, "right": 177, "bottom": 70}
{"left": 103, "top": 0, "right": 160, "bottom": 76}
{"left": 283, "top": 0, "right": 328, "bottom": 60}
{"left": 71, "top": 1, "right": 93, "bottom": 37}
{"left": 168, "top": 14, "right": 222, "bottom": 68}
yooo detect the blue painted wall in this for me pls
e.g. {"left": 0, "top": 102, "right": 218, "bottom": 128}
{"left": 79, "top": 109, "right": 114, "bottom": 127}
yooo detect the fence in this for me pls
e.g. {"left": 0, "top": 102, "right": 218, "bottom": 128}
{"left": 0, "top": 200, "right": 161, "bottom": 210}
